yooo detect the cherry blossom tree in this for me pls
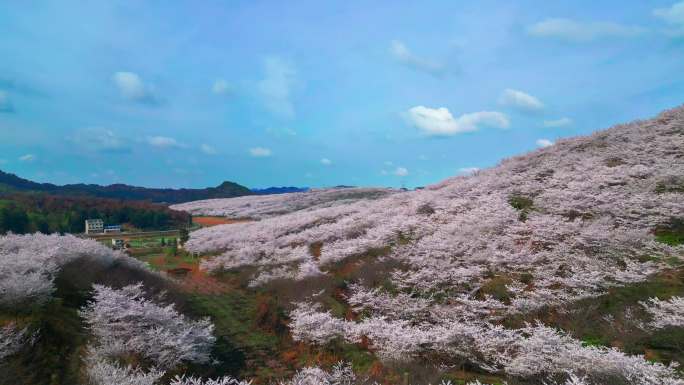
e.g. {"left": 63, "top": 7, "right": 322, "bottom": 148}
{"left": 170, "top": 375, "right": 252, "bottom": 385}
{"left": 641, "top": 296, "right": 684, "bottom": 329}
{"left": 84, "top": 356, "right": 165, "bottom": 385}
{"left": 0, "top": 233, "right": 145, "bottom": 307}
{"left": 0, "top": 322, "right": 33, "bottom": 362}
{"left": 80, "top": 283, "right": 216, "bottom": 370}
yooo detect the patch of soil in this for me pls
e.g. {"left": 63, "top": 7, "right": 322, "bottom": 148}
{"left": 176, "top": 261, "right": 233, "bottom": 294}
{"left": 193, "top": 216, "right": 253, "bottom": 227}
{"left": 151, "top": 255, "right": 166, "bottom": 266}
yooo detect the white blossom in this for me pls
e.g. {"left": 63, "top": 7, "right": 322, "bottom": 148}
{"left": 0, "top": 322, "right": 34, "bottom": 362}
{"left": 84, "top": 356, "right": 165, "bottom": 385}
{"left": 641, "top": 296, "right": 684, "bottom": 329}
{"left": 80, "top": 283, "right": 216, "bottom": 369}
{"left": 0, "top": 233, "right": 146, "bottom": 306}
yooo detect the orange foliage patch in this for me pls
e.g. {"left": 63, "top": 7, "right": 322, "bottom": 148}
{"left": 151, "top": 255, "right": 166, "bottom": 266}
{"left": 193, "top": 216, "right": 252, "bottom": 227}
{"left": 172, "top": 260, "right": 232, "bottom": 294}
{"left": 368, "top": 361, "right": 386, "bottom": 378}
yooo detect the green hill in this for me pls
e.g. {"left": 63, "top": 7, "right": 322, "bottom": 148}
{"left": 0, "top": 170, "right": 253, "bottom": 204}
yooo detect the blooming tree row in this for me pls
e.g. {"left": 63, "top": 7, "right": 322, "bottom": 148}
{"left": 171, "top": 187, "right": 395, "bottom": 220}
{"left": 290, "top": 303, "right": 684, "bottom": 385}
{"left": 0, "top": 233, "right": 146, "bottom": 307}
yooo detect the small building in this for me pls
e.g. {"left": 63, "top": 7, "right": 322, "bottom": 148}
{"left": 104, "top": 225, "right": 122, "bottom": 233}
{"left": 85, "top": 219, "right": 104, "bottom": 234}
{"left": 111, "top": 239, "right": 125, "bottom": 249}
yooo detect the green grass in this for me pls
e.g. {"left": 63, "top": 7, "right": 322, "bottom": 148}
{"left": 186, "top": 292, "right": 280, "bottom": 355}
{"left": 581, "top": 335, "right": 610, "bottom": 348}
{"left": 477, "top": 276, "right": 513, "bottom": 303}
{"left": 0, "top": 184, "right": 17, "bottom": 194}
{"left": 508, "top": 194, "right": 534, "bottom": 221}
{"left": 534, "top": 267, "right": 684, "bottom": 368}
{"left": 127, "top": 236, "right": 176, "bottom": 248}
{"left": 655, "top": 218, "right": 684, "bottom": 246}
{"left": 205, "top": 295, "right": 276, "bottom": 349}
{"left": 323, "top": 295, "right": 347, "bottom": 318}
{"left": 439, "top": 372, "right": 506, "bottom": 385}
{"left": 0, "top": 283, "right": 90, "bottom": 385}
{"left": 656, "top": 232, "right": 684, "bottom": 246}
{"left": 133, "top": 251, "right": 199, "bottom": 271}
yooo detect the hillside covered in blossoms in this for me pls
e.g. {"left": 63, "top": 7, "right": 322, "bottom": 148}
{"left": 1, "top": 107, "right": 683, "bottom": 385}
{"left": 171, "top": 188, "right": 397, "bottom": 220}
{"left": 180, "top": 106, "right": 684, "bottom": 383}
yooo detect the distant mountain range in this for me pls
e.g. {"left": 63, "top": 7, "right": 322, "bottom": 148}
{"left": 0, "top": 170, "right": 254, "bottom": 204}
{"left": 251, "top": 186, "right": 309, "bottom": 195}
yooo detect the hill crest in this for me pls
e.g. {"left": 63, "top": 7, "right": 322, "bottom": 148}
{"left": 0, "top": 170, "right": 253, "bottom": 204}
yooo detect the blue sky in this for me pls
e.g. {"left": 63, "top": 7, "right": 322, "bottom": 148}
{"left": 1, "top": 1, "right": 683, "bottom": 189}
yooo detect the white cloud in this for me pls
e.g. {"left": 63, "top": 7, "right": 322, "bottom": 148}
{"left": 499, "top": 89, "right": 544, "bottom": 112}
{"left": 147, "top": 136, "right": 183, "bottom": 149}
{"left": 249, "top": 147, "right": 272, "bottom": 157}
{"left": 543, "top": 117, "right": 573, "bottom": 128}
{"left": 19, "top": 154, "right": 35, "bottom": 162}
{"left": 458, "top": 167, "right": 480, "bottom": 175}
{"left": 113, "top": 72, "right": 158, "bottom": 104}
{"left": 654, "top": 2, "right": 684, "bottom": 36}
{"left": 527, "top": 18, "right": 645, "bottom": 42}
{"left": 654, "top": 2, "right": 684, "bottom": 24}
{"left": 266, "top": 126, "right": 297, "bottom": 137}
{"left": 390, "top": 40, "right": 446, "bottom": 77}
{"left": 393, "top": 167, "right": 409, "bottom": 177}
{"left": 212, "top": 79, "right": 230, "bottom": 95}
{"left": 536, "top": 138, "right": 554, "bottom": 148}
{"left": 320, "top": 158, "right": 332, "bottom": 165}
{"left": 0, "top": 91, "right": 14, "bottom": 113}
{"left": 407, "top": 106, "right": 509, "bottom": 136}
{"left": 384, "top": 161, "right": 394, "bottom": 166}
{"left": 258, "top": 57, "right": 297, "bottom": 119}
{"left": 71, "top": 127, "right": 130, "bottom": 153}
{"left": 200, "top": 144, "right": 218, "bottom": 155}
{"left": 418, "top": 155, "right": 428, "bottom": 161}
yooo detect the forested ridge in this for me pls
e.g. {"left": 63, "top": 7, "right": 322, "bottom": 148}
{"left": 0, "top": 193, "right": 191, "bottom": 234}
{"left": 0, "top": 170, "right": 253, "bottom": 204}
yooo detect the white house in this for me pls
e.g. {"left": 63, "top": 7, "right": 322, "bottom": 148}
{"left": 104, "top": 225, "right": 122, "bottom": 233}
{"left": 85, "top": 219, "right": 104, "bottom": 234}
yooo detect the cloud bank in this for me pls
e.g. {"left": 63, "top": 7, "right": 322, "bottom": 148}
{"left": 258, "top": 57, "right": 297, "bottom": 119}
{"left": 0, "top": 91, "right": 14, "bottom": 113}
{"left": 407, "top": 106, "right": 509, "bottom": 136}
{"left": 499, "top": 89, "right": 544, "bottom": 112}
{"left": 390, "top": 40, "right": 446, "bottom": 77}
{"left": 527, "top": 18, "right": 645, "bottom": 42}
{"left": 113, "top": 72, "right": 158, "bottom": 104}
{"left": 249, "top": 147, "right": 272, "bottom": 157}
{"left": 543, "top": 117, "right": 573, "bottom": 128}
{"left": 147, "top": 136, "right": 183, "bottom": 149}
